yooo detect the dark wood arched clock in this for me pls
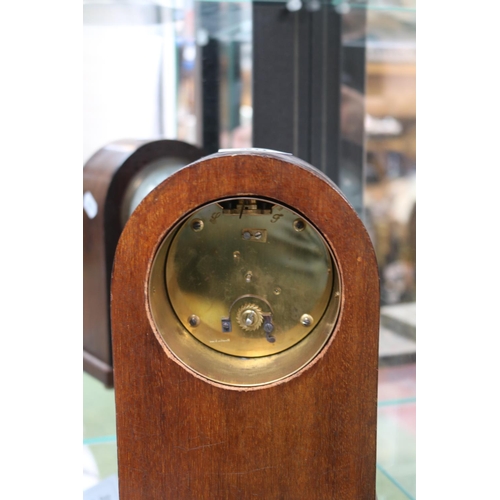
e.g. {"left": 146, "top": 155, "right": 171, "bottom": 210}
{"left": 111, "top": 149, "right": 379, "bottom": 499}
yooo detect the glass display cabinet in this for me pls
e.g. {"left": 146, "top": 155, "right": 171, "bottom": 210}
{"left": 83, "top": 1, "right": 416, "bottom": 498}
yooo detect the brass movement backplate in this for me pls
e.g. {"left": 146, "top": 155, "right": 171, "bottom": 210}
{"left": 149, "top": 197, "right": 341, "bottom": 387}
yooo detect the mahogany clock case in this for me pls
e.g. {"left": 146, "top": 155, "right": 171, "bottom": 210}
{"left": 111, "top": 150, "right": 380, "bottom": 499}
{"left": 83, "top": 139, "right": 205, "bottom": 387}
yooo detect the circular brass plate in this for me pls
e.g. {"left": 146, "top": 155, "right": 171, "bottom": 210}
{"left": 165, "top": 199, "right": 333, "bottom": 357}
{"left": 149, "top": 197, "right": 341, "bottom": 387}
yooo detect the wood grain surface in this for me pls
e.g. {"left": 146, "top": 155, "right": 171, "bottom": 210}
{"left": 83, "top": 139, "right": 204, "bottom": 387}
{"left": 111, "top": 150, "right": 380, "bottom": 499}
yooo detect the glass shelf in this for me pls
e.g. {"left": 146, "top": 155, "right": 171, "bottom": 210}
{"left": 83, "top": 0, "right": 415, "bottom": 11}
{"left": 84, "top": 361, "right": 416, "bottom": 498}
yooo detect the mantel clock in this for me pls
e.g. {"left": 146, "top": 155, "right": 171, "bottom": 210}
{"left": 83, "top": 139, "right": 204, "bottom": 386}
{"left": 111, "top": 149, "right": 379, "bottom": 499}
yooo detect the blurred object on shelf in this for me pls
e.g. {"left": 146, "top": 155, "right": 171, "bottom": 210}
{"left": 365, "top": 114, "right": 403, "bottom": 136}
{"left": 364, "top": 6, "right": 416, "bottom": 306}
{"left": 381, "top": 302, "right": 416, "bottom": 341}
{"left": 366, "top": 62, "right": 416, "bottom": 121}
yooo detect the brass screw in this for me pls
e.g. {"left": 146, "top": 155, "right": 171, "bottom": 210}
{"left": 273, "top": 287, "right": 281, "bottom": 295}
{"left": 188, "top": 315, "right": 200, "bottom": 327}
{"left": 264, "top": 323, "right": 274, "bottom": 334}
{"left": 300, "top": 314, "right": 313, "bottom": 327}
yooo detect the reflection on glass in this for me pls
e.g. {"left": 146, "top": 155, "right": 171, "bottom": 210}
{"left": 364, "top": 6, "right": 416, "bottom": 306}
{"left": 83, "top": 3, "right": 180, "bottom": 163}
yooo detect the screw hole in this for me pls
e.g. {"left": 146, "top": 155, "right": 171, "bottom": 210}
{"left": 191, "top": 219, "right": 204, "bottom": 232}
{"left": 293, "top": 219, "right": 306, "bottom": 231}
